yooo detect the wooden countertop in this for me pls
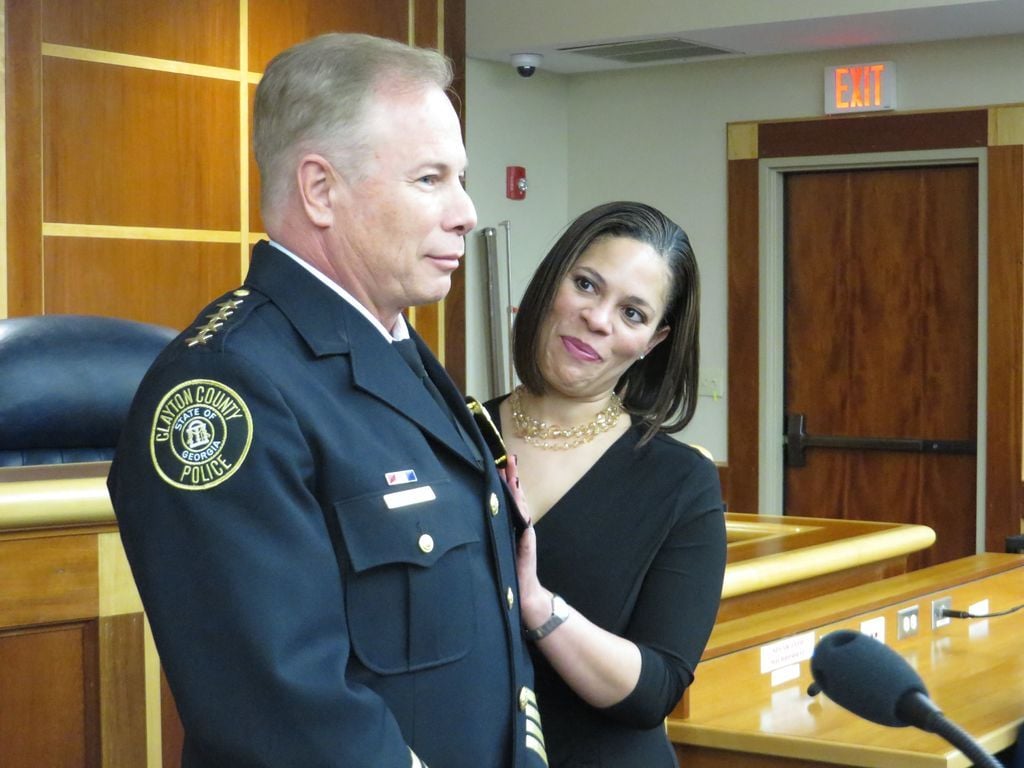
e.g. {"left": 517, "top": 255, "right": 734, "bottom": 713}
{"left": 669, "top": 553, "right": 1024, "bottom": 768}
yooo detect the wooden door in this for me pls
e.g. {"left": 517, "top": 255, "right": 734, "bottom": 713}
{"left": 783, "top": 165, "right": 979, "bottom": 569}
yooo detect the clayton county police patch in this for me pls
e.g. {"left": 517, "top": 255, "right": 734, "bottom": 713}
{"left": 149, "top": 379, "right": 253, "bottom": 490}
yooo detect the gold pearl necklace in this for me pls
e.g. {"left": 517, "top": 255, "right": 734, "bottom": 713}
{"left": 509, "top": 385, "right": 623, "bottom": 450}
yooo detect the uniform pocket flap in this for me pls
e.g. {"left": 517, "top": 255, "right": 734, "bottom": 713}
{"left": 334, "top": 479, "right": 480, "bottom": 572}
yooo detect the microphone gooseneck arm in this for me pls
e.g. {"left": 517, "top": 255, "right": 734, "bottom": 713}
{"left": 899, "top": 692, "right": 1005, "bottom": 768}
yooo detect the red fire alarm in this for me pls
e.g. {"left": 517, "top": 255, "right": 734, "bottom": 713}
{"left": 506, "top": 166, "right": 527, "bottom": 200}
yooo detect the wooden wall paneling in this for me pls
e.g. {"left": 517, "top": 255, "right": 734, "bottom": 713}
{"left": 986, "top": 144, "right": 1024, "bottom": 551}
{"left": 42, "top": 57, "right": 239, "bottom": 230}
{"left": 247, "top": 0, "right": 411, "bottom": 73}
{"left": 0, "top": 534, "right": 98, "bottom": 627}
{"left": 725, "top": 158, "right": 760, "bottom": 513}
{"left": 161, "top": 667, "right": 184, "bottom": 768}
{"left": 442, "top": 0, "right": 466, "bottom": 388}
{"left": 40, "top": 0, "right": 240, "bottom": 67}
{"left": 444, "top": 0, "right": 466, "bottom": 114}
{"left": 247, "top": 82, "right": 261, "bottom": 236}
{"left": 44, "top": 239, "right": 241, "bottom": 328}
{"left": 98, "top": 613, "right": 147, "bottom": 767}
{"left": 413, "top": 304, "right": 442, "bottom": 351}
{"left": 757, "top": 109, "right": 989, "bottom": 158}
{"left": 0, "top": 622, "right": 99, "bottom": 767}
{"left": 5, "top": 0, "right": 43, "bottom": 316}
{"left": 83, "top": 620, "right": 102, "bottom": 768}
{"left": 414, "top": 0, "right": 439, "bottom": 48}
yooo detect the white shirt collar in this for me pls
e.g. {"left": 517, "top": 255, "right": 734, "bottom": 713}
{"left": 268, "top": 240, "right": 409, "bottom": 342}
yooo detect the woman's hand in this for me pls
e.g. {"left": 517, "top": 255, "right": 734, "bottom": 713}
{"left": 499, "top": 452, "right": 532, "bottom": 529}
{"left": 501, "top": 457, "right": 642, "bottom": 707}
{"left": 500, "top": 455, "right": 552, "bottom": 629}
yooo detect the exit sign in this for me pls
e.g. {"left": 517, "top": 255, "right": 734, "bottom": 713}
{"left": 825, "top": 61, "right": 896, "bottom": 115}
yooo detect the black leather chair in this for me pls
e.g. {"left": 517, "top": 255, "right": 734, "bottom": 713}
{"left": 0, "top": 314, "right": 177, "bottom": 467}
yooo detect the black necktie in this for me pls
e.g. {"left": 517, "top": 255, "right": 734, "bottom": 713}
{"left": 393, "top": 339, "right": 482, "bottom": 464}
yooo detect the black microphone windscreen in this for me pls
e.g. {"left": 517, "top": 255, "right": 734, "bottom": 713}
{"left": 810, "top": 629, "right": 929, "bottom": 728}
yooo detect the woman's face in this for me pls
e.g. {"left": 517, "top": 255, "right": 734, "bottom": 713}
{"left": 537, "top": 235, "right": 672, "bottom": 400}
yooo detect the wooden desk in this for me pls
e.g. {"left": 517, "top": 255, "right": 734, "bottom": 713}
{"left": 0, "top": 464, "right": 936, "bottom": 766}
{"left": 669, "top": 553, "right": 1024, "bottom": 768}
{"left": 0, "top": 462, "right": 154, "bottom": 768}
{"left": 1, "top": 464, "right": 936, "bottom": 762}
{"left": 721, "top": 512, "right": 936, "bottom": 621}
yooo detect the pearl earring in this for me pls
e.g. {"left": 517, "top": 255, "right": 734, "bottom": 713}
{"left": 638, "top": 353, "right": 646, "bottom": 361}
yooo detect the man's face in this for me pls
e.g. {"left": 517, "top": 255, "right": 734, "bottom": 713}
{"left": 329, "top": 83, "right": 477, "bottom": 327}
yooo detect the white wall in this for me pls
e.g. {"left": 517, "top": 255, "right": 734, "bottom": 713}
{"left": 464, "top": 61, "right": 569, "bottom": 402}
{"left": 465, "top": 33, "right": 1024, "bottom": 459}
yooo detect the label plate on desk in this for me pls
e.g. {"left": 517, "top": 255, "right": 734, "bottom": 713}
{"left": 760, "top": 631, "right": 815, "bottom": 674}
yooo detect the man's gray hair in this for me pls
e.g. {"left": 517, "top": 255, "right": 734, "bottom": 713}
{"left": 253, "top": 33, "right": 453, "bottom": 220}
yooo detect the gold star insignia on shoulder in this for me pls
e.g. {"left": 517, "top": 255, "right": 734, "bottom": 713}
{"left": 185, "top": 289, "right": 249, "bottom": 346}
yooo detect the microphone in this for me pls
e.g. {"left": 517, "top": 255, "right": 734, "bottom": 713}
{"left": 809, "top": 629, "right": 1004, "bottom": 768}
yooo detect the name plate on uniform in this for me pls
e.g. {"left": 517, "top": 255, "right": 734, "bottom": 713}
{"left": 383, "top": 485, "right": 436, "bottom": 510}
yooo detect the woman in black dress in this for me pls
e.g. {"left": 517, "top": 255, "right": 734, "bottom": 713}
{"left": 487, "top": 201, "right": 727, "bottom": 767}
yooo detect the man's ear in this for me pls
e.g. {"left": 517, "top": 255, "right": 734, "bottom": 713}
{"left": 297, "top": 154, "right": 338, "bottom": 228}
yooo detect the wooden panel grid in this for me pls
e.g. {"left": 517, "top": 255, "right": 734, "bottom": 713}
{"left": 44, "top": 239, "right": 241, "bottom": 328}
{"left": 41, "top": 0, "right": 240, "bottom": 67}
{"left": 6, "top": 0, "right": 468, "bottom": 384}
{"left": 43, "top": 57, "right": 240, "bottom": 230}
{"left": 247, "top": 0, "right": 411, "bottom": 73}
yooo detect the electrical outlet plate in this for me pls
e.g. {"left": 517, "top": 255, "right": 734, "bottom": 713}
{"left": 932, "top": 596, "right": 953, "bottom": 629}
{"left": 897, "top": 605, "right": 920, "bottom": 639}
{"left": 860, "top": 615, "right": 885, "bottom": 643}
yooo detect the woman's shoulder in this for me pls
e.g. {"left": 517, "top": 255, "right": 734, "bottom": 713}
{"left": 639, "top": 429, "right": 718, "bottom": 467}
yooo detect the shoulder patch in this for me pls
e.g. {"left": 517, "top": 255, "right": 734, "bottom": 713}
{"left": 149, "top": 379, "right": 253, "bottom": 490}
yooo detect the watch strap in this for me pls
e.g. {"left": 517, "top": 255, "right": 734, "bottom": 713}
{"left": 524, "top": 594, "right": 568, "bottom": 641}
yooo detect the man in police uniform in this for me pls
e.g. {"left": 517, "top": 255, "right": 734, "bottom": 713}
{"left": 109, "top": 33, "right": 547, "bottom": 767}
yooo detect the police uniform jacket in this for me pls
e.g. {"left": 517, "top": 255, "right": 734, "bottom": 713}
{"left": 108, "top": 242, "right": 548, "bottom": 768}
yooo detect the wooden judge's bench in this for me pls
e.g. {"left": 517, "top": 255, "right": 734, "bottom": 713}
{"left": 1, "top": 460, "right": 941, "bottom": 767}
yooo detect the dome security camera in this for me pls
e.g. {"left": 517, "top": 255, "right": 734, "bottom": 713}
{"left": 511, "top": 53, "right": 543, "bottom": 78}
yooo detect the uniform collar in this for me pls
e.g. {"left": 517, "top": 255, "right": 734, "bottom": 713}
{"left": 244, "top": 241, "right": 483, "bottom": 469}
{"left": 244, "top": 241, "right": 356, "bottom": 356}
{"left": 266, "top": 239, "right": 410, "bottom": 342}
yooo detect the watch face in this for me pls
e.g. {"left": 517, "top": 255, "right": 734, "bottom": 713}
{"left": 525, "top": 594, "right": 571, "bottom": 641}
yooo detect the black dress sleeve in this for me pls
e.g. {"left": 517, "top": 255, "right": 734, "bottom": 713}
{"left": 601, "top": 454, "right": 727, "bottom": 728}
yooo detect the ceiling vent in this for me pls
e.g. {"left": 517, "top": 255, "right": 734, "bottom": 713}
{"left": 558, "top": 37, "right": 737, "bottom": 64}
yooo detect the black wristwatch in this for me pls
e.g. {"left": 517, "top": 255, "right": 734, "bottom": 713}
{"left": 524, "top": 593, "right": 570, "bottom": 641}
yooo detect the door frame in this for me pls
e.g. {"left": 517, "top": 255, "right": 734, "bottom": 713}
{"left": 724, "top": 106, "right": 1024, "bottom": 555}
{"left": 758, "top": 149, "right": 988, "bottom": 550}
